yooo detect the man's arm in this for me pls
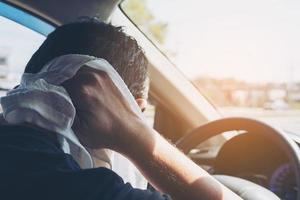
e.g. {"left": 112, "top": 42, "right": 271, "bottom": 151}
{"left": 113, "top": 120, "right": 241, "bottom": 200}
{"left": 62, "top": 68, "right": 242, "bottom": 200}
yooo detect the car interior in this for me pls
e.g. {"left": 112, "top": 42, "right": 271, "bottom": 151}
{"left": 0, "top": 0, "right": 300, "bottom": 199}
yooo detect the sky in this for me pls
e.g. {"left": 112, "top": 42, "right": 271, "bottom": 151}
{"left": 145, "top": 0, "right": 300, "bottom": 83}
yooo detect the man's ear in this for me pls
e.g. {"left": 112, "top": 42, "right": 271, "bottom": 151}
{"left": 135, "top": 98, "right": 147, "bottom": 112}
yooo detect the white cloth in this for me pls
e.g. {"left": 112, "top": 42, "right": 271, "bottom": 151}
{"left": 0, "top": 54, "right": 147, "bottom": 188}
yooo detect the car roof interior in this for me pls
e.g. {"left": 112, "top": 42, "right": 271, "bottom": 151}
{"left": 3, "top": 0, "right": 121, "bottom": 25}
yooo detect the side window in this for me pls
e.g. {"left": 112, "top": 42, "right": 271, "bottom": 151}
{"left": 0, "top": 16, "right": 45, "bottom": 91}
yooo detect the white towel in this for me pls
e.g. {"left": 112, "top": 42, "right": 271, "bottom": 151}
{"left": 0, "top": 54, "right": 147, "bottom": 188}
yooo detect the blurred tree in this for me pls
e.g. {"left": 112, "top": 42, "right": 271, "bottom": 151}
{"left": 148, "top": 22, "right": 167, "bottom": 44}
{"left": 122, "top": 0, "right": 167, "bottom": 44}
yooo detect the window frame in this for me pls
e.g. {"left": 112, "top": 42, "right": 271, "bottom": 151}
{"left": 0, "top": 2, "right": 55, "bottom": 36}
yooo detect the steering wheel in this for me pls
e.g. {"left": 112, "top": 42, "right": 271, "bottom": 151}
{"left": 176, "top": 117, "right": 300, "bottom": 200}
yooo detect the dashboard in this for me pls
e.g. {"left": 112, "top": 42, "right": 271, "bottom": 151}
{"left": 191, "top": 133, "right": 298, "bottom": 200}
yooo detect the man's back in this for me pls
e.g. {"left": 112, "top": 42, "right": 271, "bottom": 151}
{"left": 0, "top": 125, "right": 169, "bottom": 200}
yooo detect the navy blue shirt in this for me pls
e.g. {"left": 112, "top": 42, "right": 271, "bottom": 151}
{"left": 0, "top": 125, "right": 171, "bottom": 200}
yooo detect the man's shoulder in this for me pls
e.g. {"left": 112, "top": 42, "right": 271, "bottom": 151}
{"left": 0, "top": 114, "right": 58, "bottom": 139}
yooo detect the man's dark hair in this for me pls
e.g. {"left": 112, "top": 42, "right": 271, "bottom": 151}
{"left": 25, "top": 18, "right": 148, "bottom": 98}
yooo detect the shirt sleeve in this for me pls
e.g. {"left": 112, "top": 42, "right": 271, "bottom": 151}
{"left": 2, "top": 167, "right": 172, "bottom": 200}
{"left": 77, "top": 168, "right": 172, "bottom": 200}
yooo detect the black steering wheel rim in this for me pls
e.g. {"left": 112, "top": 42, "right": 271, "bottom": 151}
{"left": 176, "top": 117, "right": 300, "bottom": 200}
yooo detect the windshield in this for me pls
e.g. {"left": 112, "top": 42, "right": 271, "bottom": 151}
{"left": 122, "top": 0, "right": 300, "bottom": 135}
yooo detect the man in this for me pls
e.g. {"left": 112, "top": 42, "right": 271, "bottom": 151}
{"left": 0, "top": 19, "right": 241, "bottom": 200}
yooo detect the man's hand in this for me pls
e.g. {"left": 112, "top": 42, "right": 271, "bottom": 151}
{"left": 62, "top": 66, "right": 141, "bottom": 150}
{"left": 62, "top": 67, "right": 242, "bottom": 200}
